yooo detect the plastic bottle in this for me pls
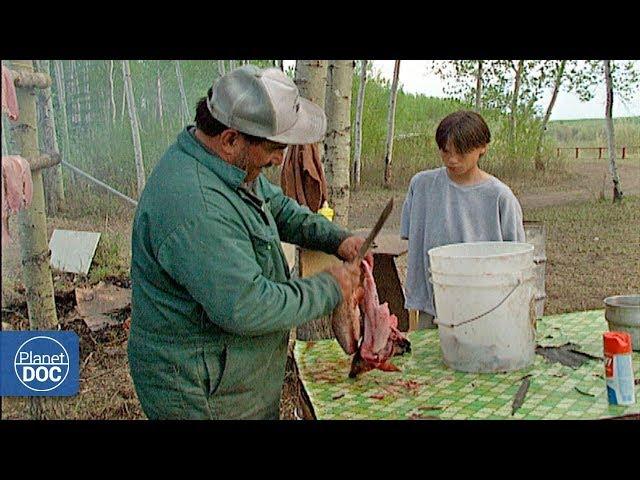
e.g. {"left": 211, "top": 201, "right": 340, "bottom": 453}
{"left": 318, "top": 201, "right": 334, "bottom": 222}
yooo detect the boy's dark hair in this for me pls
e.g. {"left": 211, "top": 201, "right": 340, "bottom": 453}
{"left": 435, "top": 110, "right": 491, "bottom": 154}
{"left": 194, "top": 87, "right": 263, "bottom": 144}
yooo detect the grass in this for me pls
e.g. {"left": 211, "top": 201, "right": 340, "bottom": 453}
{"left": 547, "top": 116, "right": 640, "bottom": 150}
{"left": 523, "top": 195, "right": 640, "bottom": 315}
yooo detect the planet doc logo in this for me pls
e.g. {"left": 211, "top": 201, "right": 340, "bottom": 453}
{"left": 14, "top": 336, "right": 70, "bottom": 392}
{"left": 1, "top": 331, "right": 79, "bottom": 397}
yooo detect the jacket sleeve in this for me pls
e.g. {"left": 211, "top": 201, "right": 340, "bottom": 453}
{"left": 499, "top": 191, "right": 526, "bottom": 242}
{"left": 156, "top": 212, "right": 343, "bottom": 337}
{"left": 262, "top": 179, "right": 351, "bottom": 255}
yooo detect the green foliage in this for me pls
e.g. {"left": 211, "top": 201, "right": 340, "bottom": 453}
{"left": 43, "top": 60, "right": 573, "bottom": 208}
{"left": 350, "top": 71, "right": 560, "bottom": 187}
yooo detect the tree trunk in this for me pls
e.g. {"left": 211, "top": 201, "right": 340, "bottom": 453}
{"left": 475, "top": 60, "right": 483, "bottom": 110}
{"left": 277, "top": 60, "right": 284, "bottom": 71}
{"left": 13, "top": 55, "right": 60, "bottom": 417}
{"left": 290, "top": 60, "right": 331, "bottom": 343}
{"left": 534, "top": 60, "right": 566, "bottom": 171}
{"left": 120, "top": 69, "right": 127, "bottom": 123}
{"left": 156, "top": 63, "right": 164, "bottom": 129}
{"left": 352, "top": 60, "right": 368, "bottom": 189}
{"left": 383, "top": 60, "right": 401, "bottom": 187}
{"left": 7, "top": 61, "right": 59, "bottom": 329}
{"left": 508, "top": 60, "right": 524, "bottom": 158}
{"left": 71, "top": 60, "right": 81, "bottom": 126}
{"left": 53, "top": 61, "right": 75, "bottom": 186}
{"left": 604, "top": 60, "right": 623, "bottom": 202}
{"left": 83, "top": 60, "right": 91, "bottom": 125}
{"left": 218, "top": 60, "right": 226, "bottom": 76}
{"left": 323, "top": 60, "right": 354, "bottom": 227}
{"left": 122, "top": 60, "right": 146, "bottom": 197}
{"left": 174, "top": 60, "right": 190, "bottom": 127}
{"left": 109, "top": 60, "right": 116, "bottom": 124}
{"left": 295, "top": 60, "right": 328, "bottom": 108}
{"left": 34, "top": 60, "right": 65, "bottom": 215}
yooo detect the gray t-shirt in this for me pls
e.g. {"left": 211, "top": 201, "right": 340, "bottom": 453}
{"left": 400, "top": 167, "right": 525, "bottom": 316}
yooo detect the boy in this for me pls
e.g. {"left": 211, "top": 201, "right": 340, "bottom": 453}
{"left": 400, "top": 110, "right": 525, "bottom": 329}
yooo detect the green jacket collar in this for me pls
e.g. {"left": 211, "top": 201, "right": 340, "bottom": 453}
{"left": 177, "top": 126, "right": 247, "bottom": 191}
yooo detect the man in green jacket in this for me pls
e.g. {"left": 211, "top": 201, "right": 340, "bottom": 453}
{"left": 128, "top": 65, "right": 369, "bottom": 420}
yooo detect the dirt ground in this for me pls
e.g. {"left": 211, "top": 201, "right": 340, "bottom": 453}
{"left": 2, "top": 159, "right": 638, "bottom": 420}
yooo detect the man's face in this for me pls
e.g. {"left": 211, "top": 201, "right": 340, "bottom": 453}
{"left": 439, "top": 139, "right": 487, "bottom": 177}
{"left": 237, "top": 137, "right": 288, "bottom": 183}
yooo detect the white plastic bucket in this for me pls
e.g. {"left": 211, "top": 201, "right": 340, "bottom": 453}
{"left": 428, "top": 242, "right": 537, "bottom": 373}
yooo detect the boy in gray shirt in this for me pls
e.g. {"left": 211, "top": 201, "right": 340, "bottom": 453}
{"left": 400, "top": 111, "right": 525, "bottom": 327}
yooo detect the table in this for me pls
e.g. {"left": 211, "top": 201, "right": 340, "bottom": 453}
{"left": 294, "top": 310, "right": 640, "bottom": 420}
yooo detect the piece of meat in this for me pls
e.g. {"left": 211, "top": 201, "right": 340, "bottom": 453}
{"left": 331, "top": 282, "right": 363, "bottom": 355}
{"left": 349, "top": 258, "right": 411, "bottom": 377}
{"left": 331, "top": 257, "right": 411, "bottom": 376}
{"left": 2, "top": 65, "right": 19, "bottom": 121}
{"left": 2, "top": 155, "right": 33, "bottom": 246}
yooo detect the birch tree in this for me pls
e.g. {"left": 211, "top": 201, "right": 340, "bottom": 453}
{"left": 122, "top": 60, "right": 146, "bottom": 196}
{"left": 156, "top": 62, "right": 164, "bottom": 129}
{"left": 218, "top": 60, "right": 226, "bottom": 76}
{"left": 295, "top": 60, "right": 328, "bottom": 107}
{"left": 83, "top": 60, "right": 91, "bottom": 125}
{"left": 534, "top": 60, "right": 566, "bottom": 171}
{"left": 290, "top": 60, "right": 330, "bottom": 343}
{"left": 604, "top": 60, "right": 623, "bottom": 202}
{"left": 53, "top": 61, "right": 75, "bottom": 185}
{"left": 475, "top": 60, "right": 483, "bottom": 109}
{"left": 34, "top": 60, "right": 65, "bottom": 214}
{"left": 8, "top": 60, "right": 60, "bottom": 420}
{"left": 108, "top": 60, "right": 116, "bottom": 124}
{"left": 324, "top": 60, "right": 354, "bottom": 227}
{"left": 507, "top": 60, "right": 525, "bottom": 157}
{"left": 383, "top": 60, "right": 401, "bottom": 187}
{"left": 174, "top": 60, "right": 190, "bottom": 127}
{"left": 352, "top": 60, "right": 368, "bottom": 189}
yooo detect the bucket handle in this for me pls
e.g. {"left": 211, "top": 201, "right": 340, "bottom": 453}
{"left": 433, "top": 278, "right": 523, "bottom": 329}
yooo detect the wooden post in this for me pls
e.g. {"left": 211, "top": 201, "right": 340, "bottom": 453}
{"left": 598, "top": 147, "right": 602, "bottom": 159}
{"left": 8, "top": 61, "right": 60, "bottom": 420}
{"left": 622, "top": 147, "right": 626, "bottom": 159}
{"left": 557, "top": 148, "right": 560, "bottom": 157}
{"left": 575, "top": 147, "right": 579, "bottom": 159}
{"left": 8, "top": 61, "right": 59, "bottom": 331}
{"left": 34, "top": 60, "right": 65, "bottom": 215}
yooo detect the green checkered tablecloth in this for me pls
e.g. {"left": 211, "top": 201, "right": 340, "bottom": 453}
{"left": 294, "top": 310, "right": 640, "bottom": 420}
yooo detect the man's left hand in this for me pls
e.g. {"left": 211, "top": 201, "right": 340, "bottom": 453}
{"left": 337, "top": 236, "right": 374, "bottom": 266}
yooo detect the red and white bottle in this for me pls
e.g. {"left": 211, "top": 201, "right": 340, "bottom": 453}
{"left": 603, "top": 332, "right": 636, "bottom": 406}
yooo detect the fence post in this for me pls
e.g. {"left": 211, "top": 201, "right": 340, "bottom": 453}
{"left": 556, "top": 148, "right": 560, "bottom": 157}
{"left": 598, "top": 147, "right": 602, "bottom": 159}
{"left": 622, "top": 147, "right": 626, "bottom": 159}
{"left": 575, "top": 147, "right": 579, "bottom": 159}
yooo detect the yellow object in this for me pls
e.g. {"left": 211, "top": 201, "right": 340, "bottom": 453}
{"left": 317, "top": 201, "right": 334, "bottom": 221}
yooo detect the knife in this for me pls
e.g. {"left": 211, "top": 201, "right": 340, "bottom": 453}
{"left": 356, "top": 197, "right": 394, "bottom": 261}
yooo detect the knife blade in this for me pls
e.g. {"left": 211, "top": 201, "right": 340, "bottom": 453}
{"left": 357, "top": 197, "right": 394, "bottom": 261}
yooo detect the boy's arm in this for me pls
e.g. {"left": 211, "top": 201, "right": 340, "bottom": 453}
{"left": 499, "top": 192, "right": 526, "bottom": 242}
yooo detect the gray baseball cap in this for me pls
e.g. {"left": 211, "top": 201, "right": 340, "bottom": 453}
{"left": 207, "top": 65, "right": 327, "bottom": 145}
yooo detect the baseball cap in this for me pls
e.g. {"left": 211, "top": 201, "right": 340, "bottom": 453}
{"left": 206, "top": 65, "right": 327, "bottom": 145}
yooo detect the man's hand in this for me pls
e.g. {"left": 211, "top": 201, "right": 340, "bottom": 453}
{"left": 326, "top": 261, "right": 361, "bottom": 302}
{"left": 337, "top": 236, "right": 374, "bottom": 267}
